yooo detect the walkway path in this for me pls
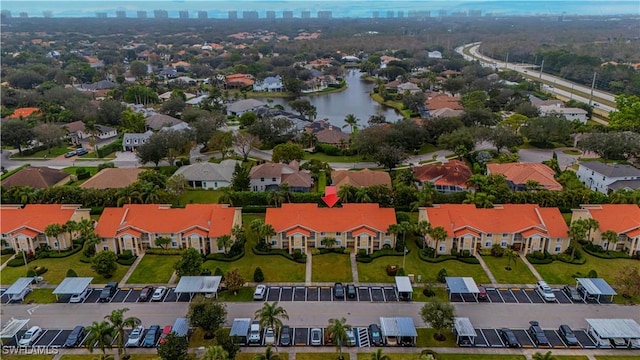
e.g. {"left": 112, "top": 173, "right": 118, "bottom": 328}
{"left": 118, "top": 252, "right": 145, "bottom": 287}
{"left": 168, "top": 271, "right": 178, "bottom": 285}
{"left": 519, "top": 253, "right": 544, "bottom": 282}
{"left": 305, "top": 251, "right": 312, "bottom": 286}
{"left": 0, "top": 253, "right": 16, "bottom": 271}
{"left": 475, "top": 255, "right": 498, "bottom": 286}
{"left": 350, "top": 252, "right": 359, "bottom": 285}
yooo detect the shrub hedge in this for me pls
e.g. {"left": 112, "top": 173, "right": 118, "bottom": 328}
{"left": 417, "top": 250, "right": 480, "bottom": 264}
{"left": 0, "top": 248, "right": 16, "bottom": 255}
{"left": 145, "top": 248, "right": 184, "bottom": 255}
{"left": 47, "top": 244, "right": 83, "bottom": 258}
{"left": 116, "top": 257, "right": 137, "bottom": 266}
{"left": 583, "top": 247, "right": 632, "bottom": 259}
{"left": 252, "top": 247, "right": 306, "bottom": 263}
{"left": 205, "top": 251, "right": 245, "bottom": 262}
{"left": 6, "top": 258, "right": 26, "bottom": 267}
{"left": 356, "top": 248, "right": 406, "bottom": 263}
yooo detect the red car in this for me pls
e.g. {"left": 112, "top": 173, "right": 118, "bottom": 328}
{"left": 158, "top": 325, "right": 172, "bottom": 344}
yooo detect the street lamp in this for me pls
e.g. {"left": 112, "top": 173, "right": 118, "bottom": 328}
{"left": 402, "top": 247, "right": 408, "bottom": 269}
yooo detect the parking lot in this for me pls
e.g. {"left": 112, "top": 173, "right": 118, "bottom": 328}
{"left": 263, "top": 286, "right": 399, "bottom": 302}
{"left": 3, "top": 327, "right": 165, "bottom": 348}
{"left": 55, "top": 287, "right": 192, "bottom": 304}
{"left": 450, "top": 288, "right": 595, "bottom": 305}
{"left": 249, "top": 326, "right": 370, "bottom": 347}
{"left": 472, "top": 327, "right": 597, "bottom": 349}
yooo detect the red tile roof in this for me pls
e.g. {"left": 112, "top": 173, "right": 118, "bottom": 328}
{"left": 580, "top": 204, "right": 640, "bottom": 235}
{"left": 266, "top": 203, "right": 396, "bottom": 234}
{"left": 412, "top": 160, "right": 471, "bottom": 188}
{"left": 331, "top": 169, "right": 392, "bottom": 191}
{"left": 426, "top": 94, "right": 463, "bottom": 111}
{"left": 7, "top": 107, "right": 40, "bottom": 119}
{"left": 0, "top": 204, "right": 84, "bottom": 235}
{"left": 487, "top": 163, "right": 562, "bottom": 191}
{"left": 424, "top": 204, "right": 568, "bottom": 238}
{"left": 95, "top": 204, "right": 237, "bottom": 238}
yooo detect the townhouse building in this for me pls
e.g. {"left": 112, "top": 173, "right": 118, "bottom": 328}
{"left": 571, "top": 204, "right": 640, "bottom": 255}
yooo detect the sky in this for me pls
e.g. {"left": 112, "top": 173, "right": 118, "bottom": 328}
{"left": 2, "top": 1, "right": 639, "bottom": 18}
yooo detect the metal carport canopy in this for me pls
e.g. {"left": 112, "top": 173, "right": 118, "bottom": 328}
{"left": 379, "top": 317, "right": 418, "bottom": 337}
{"left": 576, "top": 278, "right": 617, "bottom": 296}
{"left": 230, "top": 318, "right": 251, "bottom": 337}
{"left": 445, "top": 277, "right": 479, "bottom": 300}
{"left": 0, "top": 318, "right": 29, "bottom": 339}
{"left": 5, "top": 278, "right": 33, "bottom": 297}
{"left": 586, "top": 319, "right": 640, "bottom": 339}
{"left": 454, "top": 317, "right": 476, "bottom": 338}
{"left": 395, "top": 276, "right": 413, "bottom": 293}
{"left": 52, "top": 277, "right": 93, "bottom": 295}
{"left": 174, "top": 276, "right": 222, "bottom": 295}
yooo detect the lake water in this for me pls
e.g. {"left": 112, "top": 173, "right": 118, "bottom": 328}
{"left": 269, "top": 70, "right": 402, "bottom": 130}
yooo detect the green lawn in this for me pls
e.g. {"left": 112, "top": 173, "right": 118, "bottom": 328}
{"left": 412, "top": 286, "right": 448, "bottom": 302}
{"left": 554, "top": 356, "right": 589, "bottom": 360}
{"left": 62, "top": 166, "right": 100, "bottom": 176}
{"left": 481, "top": 254, "right": 538, "bottom": 284}
{"left": 126, "top": 254, "right": 179, "bottom": 284}
{"left": 202, "top": 214, "right": 305, "bottom": 282}
{"left": 357, "top": 237, "right": 490, "bottom": 284}
{"left": 357, "top": 354, "right": 420, "bottom": 360}
{"left": 311, "top": 252, "right": 352, "bottom": 282}
{"left": 296, "top": 354, "right": 349, "bottom": 360}
{"left": 236, "top": 354, "right": 289, "bottom": 360}
{"left": 562, "top": 149, "right": 582, "bottom": 155}
{"left": 217, "top": 286, "right": 254, "bottom": 301}
{"left": 11, "top": 145, "right": 71, "bottom": 158}
{"left": 178, "top": 189, "right": 223, "bottom": 205}
{"left": 316, "top": 171, "right": 327, "bottom": 193}
{"left": 304, "top": 151, "right": 363, "bottom": 163}
{"left": 0, "top": 245, "right": 130, "bottom": 285}
{"left": 24, "top": 288, "right": 56, "bottom": 303}
{"left": 415, "top": 328, "right": 458, "bottom": 347}
{"left": 79, "top": 151, "right": 116, "bottom": 159}
{"left": 1, "top": 253, "right": 15, "bottom": 264}
{"left": 595, "top": 357, "right": 640, "bottom": 360}
{"left": 439, "top": 355, "right": 526, "bottom": 360}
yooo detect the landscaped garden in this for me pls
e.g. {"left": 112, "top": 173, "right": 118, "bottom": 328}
{"left": 481, "top": 253, "right": 538, "bottom": 284}
{"left": 126, "top": 254, "right": 179, "bottom": 284}
{"left": 311, "top": 252, "right": 352, "bottom": 282}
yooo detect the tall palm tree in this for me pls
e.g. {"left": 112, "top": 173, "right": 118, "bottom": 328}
{"left": 338, "top": 184, "right": 357, "bottom": 203}
{"left": 567, "top": 221, "right": 587, "bottom": 259}
{"left": 217, "top": 234, "right": 232, "bottom": 255}
{"left": 116, "top": 186, "right": 143, "bottom": 207}
{"left": 255, "top": 302, "right": 289, "bottom": 351}
{"left": 104, "top": 308, "right": 141, "bottom": 358}
{"left": 414, "top": 221, "right": 431, "bottom": 250}
{"left": 354, "top": 187, "right": 372, "bottom": 203}
{"left": 64, "top": 220, "right": 80, "bottom": 241}
{"left": 602, "top": 230, "right": 619, "bottom": 251}
{"left": 326, "top": 317, "right": 351, "bottom": 359}
{"left": 85, "top": 320, "right": 115, "bottom": 360}
{"left": 204, "top": 345, "right": 229, "bottom": 360}
{"left": 83, "top": 120, "right": 99, "bottom": 155}
{"left": 321, "top": 237, "right": 337, "bottom": 249}
{"left": 411, "top": 182, "right": 436, "bottom": 211}
{"left": 253, "top": 345, "right": 280, "bottom": 360}
{"left": 429, "top": 226, "right": 448, "bottom": 259}
{"left": 370, "top": 348, "right": 391, "bottom": 360}
{"left": 77, "top": 218, "right": 95, "bottom": 238}
{"left": 532, "top": 351, "right": 556, "bottom": 360}
{"left": 342, "top": 114, "right": 359, "bottom": 133}
{"left": 44, "top": 223, "right": 63, "bottom": 252}
{"left": 583, "top": 218, "right": 600, "bottom": 243}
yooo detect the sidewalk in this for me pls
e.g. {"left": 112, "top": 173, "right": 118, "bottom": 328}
{"left": 350, "top": 252, "right": 359, "bottom": 285}
{"left": 519, "top": 253, "right": 544, "bottom": 282}
{"left": 305, "top": 251, "right": 312, "bottom": 286}
{"left": 118, "top": 252, "right": 145, "bottom": 287}
{"left": 475, "top": 254, "right": 498, "bottom": 286}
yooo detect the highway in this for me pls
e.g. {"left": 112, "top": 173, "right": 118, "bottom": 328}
{"left": 456, "top": 42, "right": 617, "bottom": 115}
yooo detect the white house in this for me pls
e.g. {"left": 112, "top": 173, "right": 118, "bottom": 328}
{"left": 253, "top": 75, "right": 284, "bottom": 92}
{"left": 539, "top": 105, "right": 588, "bottom": 124}
{"left": 122, "top": 131, "right": 153, "bottom": 152}
{"left": 173, "top": 160, "right": 240, "bottom": 189}
{"left": 427, "top": 50, "right": 443, "bottom": 59}
{"left": 226, "top": 99, "right": 267, "bottom": 117}
{"left": 64, "top": 121, "right": 118, "bottom": 144}
{"left": 576, "top": 162, "right": 640, "bottom": 194}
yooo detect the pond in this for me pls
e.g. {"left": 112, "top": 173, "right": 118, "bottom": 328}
{"left": 268, "top": 70, "right": 402, "bottom": 130}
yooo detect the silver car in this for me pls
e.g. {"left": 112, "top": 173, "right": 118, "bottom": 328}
{"left": 126, "top": 326, "right": 145, "bottom": 347}
{"left": 310, "top": 328, "right": 322, "bottom": 346}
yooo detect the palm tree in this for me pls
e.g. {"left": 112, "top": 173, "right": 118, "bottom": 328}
{"left": 505, "top": 248, "right": 517, "bottom": 271}
{"left": 255, "top": 302, "right": 289, "bottom": 351}
{"left": 326, "top": 317, "right": 351, "bottom": 359}
{"left": 370, "top": 348, "right": 391, "bottom": 360}
{"left": 217, "top": 234, "right": 232, "bottom": 255}
{"left": 414, "top": 221, "right": 431, "bottom": 250}
{"left": 204, "top": 345, "right": 229, "bottom": 360}
{"left": 567, "top": 221, "right": 587, "bottom": 259}
{"left": 583, "top": 218, "right": 600, "bottom": 243}
{"left": 321, "top": 237, "right": 337, "bottom": 249}
{"left": 64, "top": 220, "right": 80, "bottom": 241}
{"left": 83, "top": 120, "right": 99, "bottom": 155}
{"left": 342, "top": 114, "right": 359, "bottom": 133}
{"left": 85, "top": 320, "right": 115, "bottom": 360}
{"left": 354, "top": 187, "right": 372, "bottom": 203}
{"left": 602, "top": 230, "right": 619, "bottom": 251}
{"left": 77, "top": 218, "right": 95, "bottom": 238}
{"left": 338, "top": 184, "right": 357, "bottom": 203}
{"left": 116, "top": 186, "right": 143, "bottom": 207}
{"left": 44, "top": 223, "right": 63, "bottom": 252}
{"left": 532, "top": 351, "right": 556, "bottom": 360}
{"left": 104, "top": 308, "right": 141, "bottom": 358}
{"left": 253, "top": 345, "right": 280, "bottom": 360}
{"left": 411, "top": 182, "right": 436, "bottom": 211}
{"left": 428, "top": 226, "right": 448, "bottom": 259}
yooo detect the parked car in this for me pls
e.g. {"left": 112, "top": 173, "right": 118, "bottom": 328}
{"left": 143, "top": 325, "right": 160, "bottom": 347}
{"left": 536, "top": 281, "right": 556, "bottom": 302}
{"left": 126, "top": 326, "right": 145, "bottom": 347}
{"left": 527, "top": 321, "right": 550, "bottom": 346}
{"left": 253, "top": 285, "right": 266, "bottom": 301}
{"left": 64, "top": 151, "right": 77, "bottom": 158}
{"left": 499, "top": 328, "right": 520, "bottom": 348}
{"left": 627, "top": 338, "right": 640, "bottom": 349}
{"left": 578, "top": 286, "right": 595, "bottom": 301}
{"left": 589, "top": 327, "right": 611, "bottom": 348}
{"left": 64, "top": 326, "right": 85, "bottom": 347}
{"left": 558, "top": 325, "right": 579, "bottom": 346}
{"left": 280, "top": 325, "right": 291, "bottom": 346}
{"left": 562, "top": 285, "right": 582, "bottom": 302}
{"left": 477, "top": 285, "right": 488, "bottom": 301}
{"left": 310, "top": 328, "right": 322, "bottom": 345}
{"left": 70, "top": 287, "right": 92, "bottom": 303}
{"left": 264, "top": 327, "right": 275, "bottom": 345}
{"left": 75, "top": 148, "right": 88, "bottom": 156}
{"left": 346, "top": 284, "right": 356, "bottom": 299}
{"left": 151, "top": 286, "right": 167, "bottom": 301}
{"left": 99, "top": 282, "right": 118, "bottom": 302}
{"left": 19, "top": 326, "right": 43, "bottom": 346}
{"left": 248, "top": 320, "right": 261, "bottom": 345}
{"left": 334, "top": 282, "right": 344, "bottom": 299}
{"left": 139, "top": 286, "right": 154, "bottom": 301}
{"left": 369, "top": 323, "right": 383, "bottom": 346}
{"left": 346, "top": 329, "right": 357, "bottom": 346}
{"left": 158, "top": 325, "right": 172, "bottom": 345}
{"left": 610, "top": 337, "right": 626, "bottom": 348}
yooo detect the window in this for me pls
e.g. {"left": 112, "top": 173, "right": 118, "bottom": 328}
{"left": 261, "top": 178, "right": 264, "bottom": 182}
{"left": 53, "top": 242, "right": 59, "bottom": 248}
{"left": 486, "top": 234, "right": 492, "bottom": 238}
{"left": 171, "top": 241, "right": 178, "bottom": 247}
{"left": 502, "top": 233, "right": 509, "bottom": 237}
{"left": 554, "top": 246, "right": 561, "bottom": 252}
{"left": 485, "top": 241, "right": 492, "bottom": 247}
{"left": 556, "top": 238, "right": 562, "bottom": 242}
{"left": 320, "top": 232, "right": 325, "bottom": 236}
{"left": 439, "top": 245, "right": 445, "bottom": 252}
{"left": 272, "top": 178, "right": 276, "bottom": 182}
{"left": 271, "top": 239, "right": 277, "bottom": 246}
{"left": 103, "top": 246, "right": 109, "bottom": 251}
{"left": 336, "top": 239, "right": 342, "bottom": 246}
{"left": 336, "top": 232, "right": 341, "bottom": 236}
{"left": 501, "top": 241, "right": 507, "bottom": 247}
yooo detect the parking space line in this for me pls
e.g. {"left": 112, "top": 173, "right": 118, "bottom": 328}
{"left": 496, "top": 289, "right": 505, "bottom": 303}
{"left": 480, "top": 329, "right": 490, "bottom": 346}
{"left": 522, "top": 289, "right": 533, "bottom": 303}
{"left": 277, "top": 287, "right": 282, "bottom": 302}
{"left": 381, "top": 288, "right": 386, "bottom": 302}
{"left": 304, "top": 287, "right": 308, "bottom": 301}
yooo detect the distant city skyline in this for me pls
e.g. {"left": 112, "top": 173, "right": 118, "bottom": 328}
{"left": 2, "top": 1, "right": 638, "bottom": 18}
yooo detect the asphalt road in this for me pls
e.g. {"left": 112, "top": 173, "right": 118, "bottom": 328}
{"left": 2, "top": 301, "right": 638, "bottom": 331}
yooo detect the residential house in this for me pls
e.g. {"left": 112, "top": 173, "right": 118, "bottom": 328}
{"left": 397, "top": 82, "right": 421, "bottom": 94}
{"left": 425, "top": 93, "right": 464, "bottom": 118}
{"left": 427, "top": 50, "right": 443, "bottom": 59}
{"left": 419, "top": 204, "right": 569, "bottom": 256}
{"left": 539, "top": 106, "right": 588, "bottom": 123}
{"left": 249, "top": 161, "right": 313, "bottom": 192}
{"left": 265, "top": 203, "right": 397, "bottom": 254}
{"left": 145, "top": 114, "right": 186, "bottom": 131}
{"left": 7, "top": 107, "right": 40, "bottom": 119}
{"left": 158, "top": 91, "right": 196, "bottom": 101}
{"left": 411, "top": 160, "right": 471, "bottom": 193}
{"left": 226, "top": 99, "right": 267, "bottom": 117}
{"left": 80, "top": 168, "right": 145, "bottom": 190}
{"left": 225, "top": 73, "right": 254, "bottom": 89}
{"left": 122, "top": 131, "right": 153, "bottom": 152}
{"left": 487, "top": 163, "right": 563, "bottom": 191}
{"left": 63, "top": 120, "right": 118, "bottom": 144}
{"left": 157, "top": 67, "right": 178, "bottom": 79}
{"left": 0, "top": 204, "right": 91, "bottom": 253}
{"left": 174, "top": 160, "right": 240, "bottom": 189}
{"left": 95, "top": 204, "right": 242, "bottom": 256}
{"left": 428, "top": 108, "right": 463, "bottom": 118}
{"left": 571, "top": 204, "right": 640, "bottom": 255}
{"left": 528, "top": 95, "right": 564, "bottom": 108}
{"left": 576, "top": 162, "right": 640, "bottom": 194}
{"left": 315, "top": 126, "right": 350, "bottom": 148}
{"left": 74, "top": 80, "right": 116, "bottom": 92}
{"left": 253, "top": 75, "right": 284, "bottom": 92}
{"left": 380, "top": 55, "right": 401, "bottom": 69}
{"left": 331, "top": 169, "right": 392, "bottom": 192}
{"left": 1, "top": 167, "right": 70, "bottom": 189}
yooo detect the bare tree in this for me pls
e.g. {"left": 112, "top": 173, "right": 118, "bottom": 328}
{"left": 234, "top": 132, "right": 262, "bottom": 161}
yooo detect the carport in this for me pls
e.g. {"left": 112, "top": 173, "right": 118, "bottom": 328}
{"left": 52, "top": 277, "right": 93, "bottom": 300}
{"left": 379, "top": 317, "right": 418, "bottom": 346}
{"left": 445, "top": 277, "right": 479, "bottom": 300}
{"left": 453, "top": 317, "right": 476, "bottom": 346}
{"left": 395, "top": 276, "right": 413, "bottom": 301}
{"left": 172, "top": 317, "right": 190, "bottom": 338}
{"left": 576, "top": 278, "right": 617, "bottom": 302}
{"left": 174, "top": 276, "right": 222, "bottom": 299}
{"left": 586, "top": 318, "right": 640, "bottom": 343}
{"left": 230, "top": 318, "right": 251, "bottom": 345}
{"left": 0, "top": 318, "right": 30, "bottom": 345}
{"left": 5, "top": 277, "right": 33, "bottom": 302}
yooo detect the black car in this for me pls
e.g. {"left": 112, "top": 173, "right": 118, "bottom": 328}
{"left": 499, "top": 328, "right": 520, "bottom": 348}
{"left": 562, "top": 285, "right": 582, "bottom": 302}
{"left": 99, "top": 282, "right": 118, "bottom": 302}
{"left": 558, "top": 324, "right": 579, "bottom": 346}
{"left": 368, "top": 323, "right": 383, "bottom": 346}
{"left": 577, "top": 286, "right": 595, "bottom": 301}
{"left": 527, "top": 321, "right": 550, "bottom": 346}
{"left": 334, "top": 282, "right": 344, "bottom": 299}
{"left": 346, "top": 284, "right": 356, "bottom": 299}
{"left": 64, "top": 326, "right": 85, "bottom": 347}
{"left": 280, "top": 325, "right": 291, "bottom": 346}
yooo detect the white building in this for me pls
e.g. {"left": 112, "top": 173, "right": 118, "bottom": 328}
{"left": 576, "top": 162, "right": 640, "bottom": 194}
{"left": 253, "top": 75, "right": 284, "bottom": 92}
{"left": 539, "top": 105, "right": 588, "bottom": 124}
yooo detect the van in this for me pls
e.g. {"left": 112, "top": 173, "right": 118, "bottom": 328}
{"left": 536, "top": 281, "right": 556, "bottom": 302}
{"left": 589, "top": 327, "right": 611, "bottom": 348}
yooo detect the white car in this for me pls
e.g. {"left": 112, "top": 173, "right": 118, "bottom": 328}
{"left": 253, "top": 285, "right": 266, "bottom": 301}
{"left": 264, "top": 327, "right": 275, "bottom": 345}
{"left": 70, "top": 287, "right": 92, "bottom": 303}
{"left": 536, "top": 281, "right": 556, "bottom": 302}
{"left": 125, "top": 326, "right": 145, "bottom": 347}
{"left": 151, "top": 286, "right": 167, "bottom": 301}
{"left": 19, "top": 326, "right": 42, "bottom": 346}
{"left": 310, "top": 328, "right": 322, "bottom": 346}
